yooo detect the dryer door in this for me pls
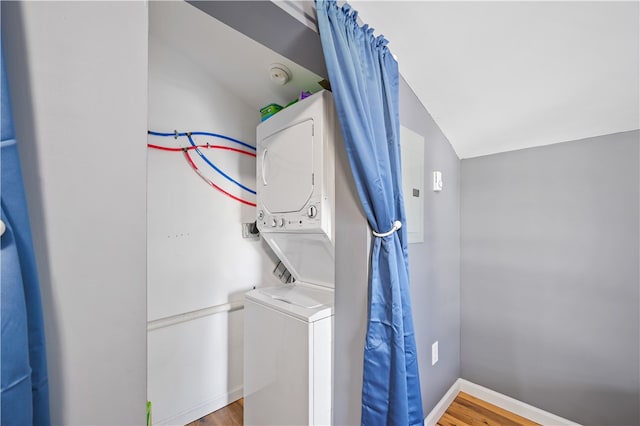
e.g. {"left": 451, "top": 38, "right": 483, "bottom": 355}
{"left": 259, "top": 119, "right": 314, "bottom": 213}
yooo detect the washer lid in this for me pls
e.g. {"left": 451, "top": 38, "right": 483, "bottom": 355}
{"left": 260, "top": 286, "right": 324, "bottom": 308}
{"left": 245, "top": 284, "right": 334, "bottom": 322}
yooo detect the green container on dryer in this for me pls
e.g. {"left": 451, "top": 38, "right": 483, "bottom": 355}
{"left": 260, "top": 103, "right": 283, "bottom": 121}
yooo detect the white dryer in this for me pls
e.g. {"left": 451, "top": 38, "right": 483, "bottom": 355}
{"left": 245, "top": 90, "right": 340, "bottom": 425}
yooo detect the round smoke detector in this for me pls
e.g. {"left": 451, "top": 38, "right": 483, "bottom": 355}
{"left": 269, "top": 63, "right": 291, "bottom": 85}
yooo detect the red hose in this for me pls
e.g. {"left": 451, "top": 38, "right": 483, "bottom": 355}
{"left": 148, "top": 143, "right": 255, "bottom": 157}
{"left": 148, "top": 142, "right": 257, "bottom": 207}
{"left": 182, "top": 150, "right": 257, "bottom": 207}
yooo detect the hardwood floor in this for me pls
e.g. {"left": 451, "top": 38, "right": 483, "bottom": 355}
{"left": 438, "top": 392, "right": 540, "bottom": 426}
{"left": 186, "top": 399, "right": 243, "bottom": 426}
{"left": 185, "top": 392, "right": 536, "bottom": 426}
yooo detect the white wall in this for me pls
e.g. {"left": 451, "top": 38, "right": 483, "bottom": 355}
{"left": 2, "top": 2, "right": 148, "bottom": 424}
{"left": 147, "top": 11, "right": 280, "bottom": 424}
{"left": 147, "top": 310, "right": 245, "bottom": 425}
{"left": 147, "top": 33, "right": 278, "bottom": 320}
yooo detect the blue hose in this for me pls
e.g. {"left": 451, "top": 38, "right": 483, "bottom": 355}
{"left": 148, "top": 130, "right": 256, "bottom": 195}
{"left": 186, "top": 133, "right": 256, "bottom": 195}
{"left": 147, "top": 130, "right": 256, "bottom": 151}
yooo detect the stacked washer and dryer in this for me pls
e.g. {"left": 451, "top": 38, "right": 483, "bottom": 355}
{"left": 244, "top": 90, "right": 340, "bottom": 425}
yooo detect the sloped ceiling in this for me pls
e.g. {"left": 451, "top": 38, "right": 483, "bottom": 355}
{"left": 275, "top": 1, "right": 640, "bottom": 158}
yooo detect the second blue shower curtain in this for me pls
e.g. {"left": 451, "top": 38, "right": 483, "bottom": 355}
{"left": 1, "top": 41, "right": 50, "bottom": 425}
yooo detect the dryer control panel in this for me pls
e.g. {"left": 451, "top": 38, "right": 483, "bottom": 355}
{"left": 257, "top": 199, "right": 325, "bottom": 232}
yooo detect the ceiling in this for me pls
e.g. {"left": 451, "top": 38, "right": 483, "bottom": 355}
{"left": 275, "top": 1, "right": 640, "bottom": 158}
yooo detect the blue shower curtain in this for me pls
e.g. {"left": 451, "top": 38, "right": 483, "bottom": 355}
{"left": 1, "top": 43, "right": 50, "bottom": 425}
{"left": 316, "top": 1, "right": 424, "bottom": 425}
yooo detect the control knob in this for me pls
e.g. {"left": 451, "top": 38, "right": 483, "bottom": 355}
{"left": 307, "top": 205, "right": 317, "bottom": 218}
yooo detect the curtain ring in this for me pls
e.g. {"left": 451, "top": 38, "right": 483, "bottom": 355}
{"left": 372, "top": 220, "right": 402, "bottom": 238}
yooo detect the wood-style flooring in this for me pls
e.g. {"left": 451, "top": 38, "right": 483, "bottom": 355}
{"left": 438, "top": 391, "right": 540, "bottom": 426}
{"left": 185, "top": 392, "right": 538, "bottom": 426}
{"left": 186, "top": 398, "right": 243, "bottom": 426}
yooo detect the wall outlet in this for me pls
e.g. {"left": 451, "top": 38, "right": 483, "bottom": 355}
{"left": 242, "top": 222, "right": 260, "bottom": 239}
{"left": 432, "top": 341, "right": 439, "bottom": 366}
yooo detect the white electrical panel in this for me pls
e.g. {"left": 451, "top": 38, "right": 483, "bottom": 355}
{"left": 400, "top": 125, "right": 425, "bottom": 244}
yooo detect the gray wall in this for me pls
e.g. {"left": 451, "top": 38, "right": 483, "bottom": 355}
{"left": 2, "top": 2, "right": 148, "bottom": 424}
{"left": 461, "top": 130, "right": 640, "bottom": 425}
{"left": 192, "top": 2, "right": 462, "bottom": 422}
{"left": 400, "top": 79, "right": 461, "bottom": 414}
{"left": 187, "top": 1, "right": 327, "bottom": 78}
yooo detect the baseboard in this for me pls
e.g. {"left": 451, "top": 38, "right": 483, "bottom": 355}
{"left": 424, "top": 378, "right": 463, "bottom": 426}
{"left": 458, "top": 380, "right": 580, "bottom": 425}
{"left": 424, "top": 379, "right": 581, "bottom": 426}
{"left": 154, "top": 386, "right": 243, "bottom": 425}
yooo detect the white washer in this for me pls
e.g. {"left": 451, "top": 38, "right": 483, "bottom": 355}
{"left": 244, "top": 284, "right": 333, "bottom": 426}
